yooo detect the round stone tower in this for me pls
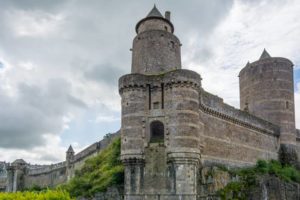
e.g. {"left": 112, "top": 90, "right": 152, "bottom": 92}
{"left": 239, "top": 49, "right": 297, "bottom": 163}
{"left": 131, "top": 5, "right": 181, "bottom": 75}
{"left": 119, "top": 6, "right": 202, "bottom": 198}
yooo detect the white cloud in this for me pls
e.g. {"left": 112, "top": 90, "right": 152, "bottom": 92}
{"left": 6, "top": 10, "right": 64, "bottom": 38}
{"left": 94, "top": 115, "right": 120, "bottom": 123}
{"left": 184, "top": 0, "right": 300, "bottom": 115}
{"left": 0, "top": 134, "right": 65, "bottom": 164}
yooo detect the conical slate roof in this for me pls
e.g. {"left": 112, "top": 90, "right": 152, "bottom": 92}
{"left": 259, "top": 49, "right": 271, "bottom": 60}
{"left": 146, "top": 5, "right": 163, "bottom": 18}
{"left": 245, "top": 61, "right": 250, "bottom": 67}
{"left": 67, "top": 145, "right": 74, "bottom": 153}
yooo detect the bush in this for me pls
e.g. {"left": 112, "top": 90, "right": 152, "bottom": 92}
{"left": 0, "top": 189, "right": 73, "bottom": 200}
{"left": 65, "top": 137, "right": 124, "bottom": 198}
{"left": 218, "top": 159, "right": 300, "bottom": 200}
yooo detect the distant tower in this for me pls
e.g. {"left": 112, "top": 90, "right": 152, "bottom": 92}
{"left": 6, "top": 159, "right": 27, "bottom": 192}
{"left": 119, "top": 6, "right": 202, "bottom": 198}
{"left": 66, "top": 145, "right": 75, "bottom": 163}
{"left": 66, "top": 145, "right": 75, "bottom": 180}
{"left": 239, "top": 49, "right": 297, "bottom": 164}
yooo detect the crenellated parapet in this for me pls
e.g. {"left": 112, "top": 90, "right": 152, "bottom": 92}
{"left": 27, "top": 161, "right": 66, "bottom": 176}
{"left": 199, "top": 89, "right": 280, "bottom": 137}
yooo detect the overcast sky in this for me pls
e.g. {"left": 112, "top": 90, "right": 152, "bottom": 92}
{"left": 0, "top": 0, "right": 299, "bottom": 164}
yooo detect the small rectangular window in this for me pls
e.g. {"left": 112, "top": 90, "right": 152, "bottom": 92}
{"left": 153, "top": 102, "right": 159, "bottom": 109}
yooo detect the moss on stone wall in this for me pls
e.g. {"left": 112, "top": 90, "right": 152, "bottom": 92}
{"left": 60, "top": 137, "right": 124, "bottom": 198}
{"left": 217, "top": 160, "right": 300, "bottom": 199}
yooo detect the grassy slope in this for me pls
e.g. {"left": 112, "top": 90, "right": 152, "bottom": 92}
{"left": 63, "top": 137, "right": 124, "bottom": 198}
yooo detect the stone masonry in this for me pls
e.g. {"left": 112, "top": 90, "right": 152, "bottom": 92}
{"left": 1, "top": 6, "right": 300, "bottom": 199}
{"left": 2, "top": 132, "right": 118, "bottom": 192}
{"left": 119, "top": 6, "right": 300, "bottom": 199}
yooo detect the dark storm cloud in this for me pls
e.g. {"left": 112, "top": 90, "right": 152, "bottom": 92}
{"left": 0, "top": 0, "right": 234, "bottom": 150}
{"left": 0, "top": 79, "right": 86, "bottom": 149}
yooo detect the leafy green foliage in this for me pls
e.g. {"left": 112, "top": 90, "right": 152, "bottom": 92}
{"left": 64, "top": 137, "right": 124, "bottom": 198}
{"left": 218, "top": 159, "right": 300, "bottom": 200}
{"left": 0, "top": 189, "right": 73, "bottom": 200}
{"left": 23, "top": 184, "right": 47, "bottom": 192}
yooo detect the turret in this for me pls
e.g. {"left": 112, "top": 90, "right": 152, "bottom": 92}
{"left": 239, "top": 49, "right": 297, "bottom": 165}
{"left": 66, "top": 145, "right": 75, "bottom": 181}
{"left": 66, "top": 145, "right": 74, "bottom": 165}
{"left": 131, "top": 5, "right": 181, "bottom": 75}
{"left": 6, "top": 159, "right": 27, "bottom": 192}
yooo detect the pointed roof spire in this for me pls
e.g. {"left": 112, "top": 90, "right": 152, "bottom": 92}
{"left": 245, "top": 61, "right": 250, "bottom": 67}
{"left": 147, "top": 4, "right": 163, "bottom": 18}
{"left": 259, "top": 49, "right": 271, "bottom": 60}
{"left": 67, "top": 145, "right": 74, "bottom": 153}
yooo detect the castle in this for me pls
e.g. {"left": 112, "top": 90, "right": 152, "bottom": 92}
{"left": 0, "top": 5, "right": 299, "bottom": 198}
{"left": 119, "top": 6, "right": 299, "bottom": 198}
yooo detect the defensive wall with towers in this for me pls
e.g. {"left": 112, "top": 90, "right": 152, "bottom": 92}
{"left": 0, "top": 6, "right": 299, "bottom": 199}
{"left": 118, "top": 6, "right": 300, "bottom": 198}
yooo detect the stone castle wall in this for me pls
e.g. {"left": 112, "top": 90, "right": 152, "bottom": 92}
{"left": 3, "top": 132, "right": 119, "bottom": 191}
{"left": 199, "top": 89, "right": 280, "bottom": 167}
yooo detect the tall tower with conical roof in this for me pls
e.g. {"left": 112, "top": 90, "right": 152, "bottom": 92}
{"left": 119, "top": 6, "right": 202, "bottom": 198}
{"left": 239, "top": 49, "right": 297, "bottom": 165}
{"left": 131, "top": 5, "right": 181, "bottom": 75}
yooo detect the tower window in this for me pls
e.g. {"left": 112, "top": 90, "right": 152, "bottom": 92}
{"left": 153, "top": 102, "right": 159, "bottom": 109}
{"left": 164, "top": 26, "right": 168, "bottom": 31}
{"left": 170, "top": 41, "right": 175, "bottom": 48}
{"left": 150, "top": 121, "right": 164, "bottom": 143}
{"left": 286, "top": 101, "right": 289, "bottom": 109}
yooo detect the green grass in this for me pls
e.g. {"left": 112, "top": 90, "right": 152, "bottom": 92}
{"left": 0, "top": 189, "right": 73, "bottom": 200}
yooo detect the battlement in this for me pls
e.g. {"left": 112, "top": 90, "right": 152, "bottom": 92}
{"left": 239, "top": 57, "right": 293, "bottom": 78}
{"left": 73, "top": 132, "right": 119, "bottom": 163}
{"left": 119, "top": 69, "right": 201, "bottom": 93}
{"left": 27, "top": 161, "right": 66, "bottom": 175}
{"left": 200, "top": 89, "right": 280, "bottom": 136}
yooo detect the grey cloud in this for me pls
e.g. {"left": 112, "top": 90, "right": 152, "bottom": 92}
{"left": 0, "top": 0, "right": 234, "bottom": 152}
{"left": 39, "top": 153, "right": 62, "bottom": 163}
{"left": 84, "top": 63, "right": 126, "bottom": 85}
{"left": 1, "top": 0, "right": 67, "bottom": 11}
{"left": 0, "top": 79, "right": 85, "bottom": 149}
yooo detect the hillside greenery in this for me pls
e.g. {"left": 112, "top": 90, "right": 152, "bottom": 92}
{"left": 61, "top": 137, "right": 124, "bottom": 198}
{"left": 0, "top": 189, "right": 73, "bottom": 200}
{"left": 218, "top": 159, "right": 300, "bottom": 199}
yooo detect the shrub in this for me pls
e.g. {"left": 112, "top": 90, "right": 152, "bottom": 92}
{"left": 0, "top": 189, "right": 73, "bottom": 200}
{"left": 218, "top": 159, "right": 300, "bottom": 200}
{"left": 65, "top": 137, "right": 124, "bottom": 198}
